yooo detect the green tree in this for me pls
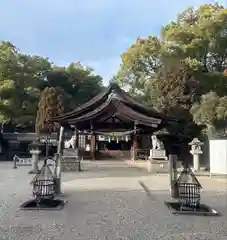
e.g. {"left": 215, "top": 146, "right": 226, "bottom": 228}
{"left": 0, "top": 40, "right": 104, "bottom": 130}
{"left": 40, "top": 62, "right": 104, "bottom": 110}
{"left": 0, "top": 41, "right": 20, "bottom": 125}
{"left": 148, "top": 61, "right": 202, "bottom": 138}
{"left": 117, "top": 36, "right": 164, "bottom": 94}
{"left": 117, "top": 3, "right": 227, "bottom": 139}
{"left": 0, "top": 41, "right": 52, "bottom": 128}
{"left": 191, "top": 91, "right": 227, "bottom": 137}
{"left": 118, "top": 3, "right": 227, "bottom": 97}
{"left": 36, "top": 87, "right": 65, "bottom": 134}
{"left": 162, "top": 4, "right": 227, "bottom": 72}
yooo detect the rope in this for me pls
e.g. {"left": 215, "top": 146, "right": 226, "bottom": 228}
{"left": 93, "top": 129, "right": 140, "bottom": 137}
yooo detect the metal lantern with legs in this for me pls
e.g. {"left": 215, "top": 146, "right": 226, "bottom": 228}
{"left": 31, "top": 159, "right": 55, "bottom": 203}
{"left": 20, "top": 157, "right": 66, "bottom": 210}
{"left": 176, "top": 165, "right": 202, "bottom": 210}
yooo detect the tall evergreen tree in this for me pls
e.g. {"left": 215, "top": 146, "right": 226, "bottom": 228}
{"left": 36, "top": 87, "right": 65, "bottom": 134}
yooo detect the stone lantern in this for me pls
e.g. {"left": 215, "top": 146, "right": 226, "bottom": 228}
{"left": 28, "top": 139, "right": 41, "bottom": 174}
{"left": 189, "top": 138, "right": 203, "bottom": 172}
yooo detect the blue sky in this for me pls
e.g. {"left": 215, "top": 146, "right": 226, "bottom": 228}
{"left": 0, "top": 0, "right": 226, "bottom": 84}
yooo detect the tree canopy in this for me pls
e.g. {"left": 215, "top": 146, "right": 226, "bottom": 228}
{"left": 0, "top": 41, "right": 104, "bottom": 131}
{"left": 191, "top": 92, "right": 227, "bottom": 137}
{"left": 117, "top": 3, "right": 227, "bottom": 138}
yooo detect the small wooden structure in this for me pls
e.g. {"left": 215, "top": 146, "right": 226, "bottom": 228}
{"left": 51, "top": 83, "right": 178, "bottom": 160}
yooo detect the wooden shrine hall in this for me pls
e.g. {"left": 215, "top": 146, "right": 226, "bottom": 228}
{"left": 51, "top": 83, "right": 177, "bottom": 160}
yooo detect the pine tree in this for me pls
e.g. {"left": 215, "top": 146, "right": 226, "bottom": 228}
{"left": 36, "top": 87, "right": 65, "bottom": 134}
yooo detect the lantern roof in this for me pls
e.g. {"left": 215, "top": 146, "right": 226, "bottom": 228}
{"left": 31, "top": 160, "right": 54, "bottom": 184}
{"left": 176, "top": 167, "right": 202, "bottom": 188}
{"left": 189, "top": 138, "right": 203, "bottom": 145}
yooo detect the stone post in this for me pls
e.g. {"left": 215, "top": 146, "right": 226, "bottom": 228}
{"left": 147, "top": 158, "right": 153, "bottom": 173}
{"left": 169, "top": 154, "right": 178, "bottom": 198}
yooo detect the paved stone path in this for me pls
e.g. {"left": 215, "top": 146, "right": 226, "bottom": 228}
{"left": 0, "top": 161, "right": 226, "bottom": 240}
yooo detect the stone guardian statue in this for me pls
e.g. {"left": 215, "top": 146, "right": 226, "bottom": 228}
{"left": 151, "top": 135, "right": 164, "bottom": 150}
{"left": 64, "top": 135, "right": 76, "bottom": 149}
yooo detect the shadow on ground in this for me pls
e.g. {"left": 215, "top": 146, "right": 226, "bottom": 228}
{"left": 1, "top": 188, "right": 226, "bottom": 240}
{"left": 0, "top": 161, "right": 226, "bottom": 239}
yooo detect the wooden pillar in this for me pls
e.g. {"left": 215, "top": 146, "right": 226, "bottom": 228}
{"left": 132, "top": 121, "right": 138, "bottom": 161}
{"left": 74, "top": 128, "right": 79, "bottom": 156}
{"left": 57, "top": 126, "right": 64, "bottom": 155}
{"left": 90, "top": 133, "right": 96, "bottom": 160}
{"left": 131, "top": 134, "right": 133, "bottom": 160}
{"left": 132, "top": 135, "right": 137, "bottom": 161}
{"left": 90, "top": 121, "right": 96, "bottom": 160}
{"left": 55, "top": 125, "right": 64, "bottom": 194}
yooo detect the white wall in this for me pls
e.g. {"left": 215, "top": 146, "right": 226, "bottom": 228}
{"left": 209, "top": 140, "right": 227, "bottom": 175}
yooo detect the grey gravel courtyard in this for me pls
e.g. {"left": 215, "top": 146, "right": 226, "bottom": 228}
{"left": 0, "top": 161, "right": 226, "bottom": 240}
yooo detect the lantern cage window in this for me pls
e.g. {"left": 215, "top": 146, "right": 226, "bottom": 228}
{"left": 33, "top": 179, "right": 55, "bottom": 200}
{"left": 178, "top": 183, "right": 201, "bottom": 209}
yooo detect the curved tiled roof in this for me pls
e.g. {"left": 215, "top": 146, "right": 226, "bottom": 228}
{"left": 52, "top": 83, "right": 177, "bottom": 124}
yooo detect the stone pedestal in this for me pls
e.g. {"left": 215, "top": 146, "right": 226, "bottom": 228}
{"left": 191, "top": 153, "right": 200, "bottom": 172}
{"left": 190, "top": 149, "right": 202, "bottom": 172}
{"left": 149, "top": 149, "right": 167, "bottom": 160}
{"left": 61, "top": 156, "right": 81, "bottom": 172}
{"left": 28, "top": 149, "right": 41, "bottom": 174}
{"left": 147, "top": 159, "right": 152, "bottom": 173}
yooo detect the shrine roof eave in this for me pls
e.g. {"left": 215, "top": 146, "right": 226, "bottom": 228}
{"left": 61, "top": 123, "right": 159, "bottom": 133}
{"left": 51, "top": 84, "right": 114, "bottom": 122}
{"left": 51, "top": 83, "right": 179, "bottom": 123}
{"left": 117, "top": 91, "right": 177, "bottom": 122}
{"left": 55, "top": 99, "right": 163, "bottom": 128}
{"left": 75, "top": 104, "right": 161, "bottom": 125}
{"left": 63, "top": 117, "right": 169, "bottom": 132}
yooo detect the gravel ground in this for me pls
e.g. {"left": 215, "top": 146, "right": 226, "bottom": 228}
{"left": 0, "top": 161, "right": 226, "bottom": 240}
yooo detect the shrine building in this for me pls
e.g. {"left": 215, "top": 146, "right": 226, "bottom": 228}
{"left": 51, "top": 83, "right": 178, "bottom": 160}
